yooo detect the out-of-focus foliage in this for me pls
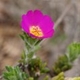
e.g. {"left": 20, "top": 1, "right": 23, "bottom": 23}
{"left": 51, "top": 72, "right": 80, "bottom": 80}
{"left": 3, "top": 66, "right": 32, "bottom": 80}
{"left": 72, "top": 77, "right": 80, "bottom": 80}
{"left": 28, "top": 57, "right": 49, "bottom": 77}
{"left": 3, "top": 35, "right": 80, "bottom": 80}
{"left": 51, "top": 72, "right": 64, "bottom": 80}
{"left": 43, "top": 76, "right": 50, "bottom": 80}
{"left": 67, "top": 43, "right": 80, "bottom": 62}
{"left": 53, "top": 55, "right": 72, "bottom": 74}
{"left": 65, "top": 77, "right": 80, "bottom": 80}
{"left": 3, "top": 58, "right": 49, "bottom": 80}
{"left": 53, "top": 43, "right": 80, "bottom": 74}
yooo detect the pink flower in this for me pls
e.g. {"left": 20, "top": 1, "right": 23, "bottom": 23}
{"left": 21, "top": 10, "right": 54, "bottom": 39}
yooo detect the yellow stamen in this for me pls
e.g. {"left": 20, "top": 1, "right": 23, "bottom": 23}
{"left": 30, "top": 26, "right": 43, "bottom": 37}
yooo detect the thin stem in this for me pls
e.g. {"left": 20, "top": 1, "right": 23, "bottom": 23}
{"left": 33, "top": 39, "right": 39, "bottom": 46}
{"left": 24, "top": 38, "right": 33, "bottom": 49}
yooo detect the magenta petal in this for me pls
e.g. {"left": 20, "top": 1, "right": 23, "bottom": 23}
{"left": 21, "top": 21, "right": 29, "bottom": 33}
{"left": 33, "top": 10, "right": 43, "bottom": 25}
{"left": 21, "top": 15, "right": 30, "bottom": 33}
{"left": 26, "top": 10, "right": 33, "bottom": 16}
{"left": 22, "top": 15, "right": 30, "bottom": 27}
{"left": 38, "top": 15, "right": 54, "bottom": 34}
{"left": 42, "top": 29, "right": 54, "bottom": 38}
{"left": 26, "top": 10, "right": 34, "bottom": 25}
{"left": 26, "top": 10, "right": 43, "bottom": 26}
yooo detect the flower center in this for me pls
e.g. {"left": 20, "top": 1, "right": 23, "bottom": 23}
{"left": 30, "top": 26, "right": 43, "bottom": 37}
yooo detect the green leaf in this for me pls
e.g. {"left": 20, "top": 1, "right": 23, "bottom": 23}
{"left": 43, "top": 76, "right": 50, "bottom": 80}
{"left": 51, "top": 72, "right": 64, "bottom": 80}
{"left": 3, "top": 66, "right": 29, "bottom": 80}
{"left": 53, "top": 43, "right": 80, "bottom": 74}
{"left": 27, "top": 57, "right": 49, "bottom": 78}
{"left": 53, "top": 55, "right": 71, "bottom": 74}
{"left": 67, "top": 42, "right": 80, "bottom": 62}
